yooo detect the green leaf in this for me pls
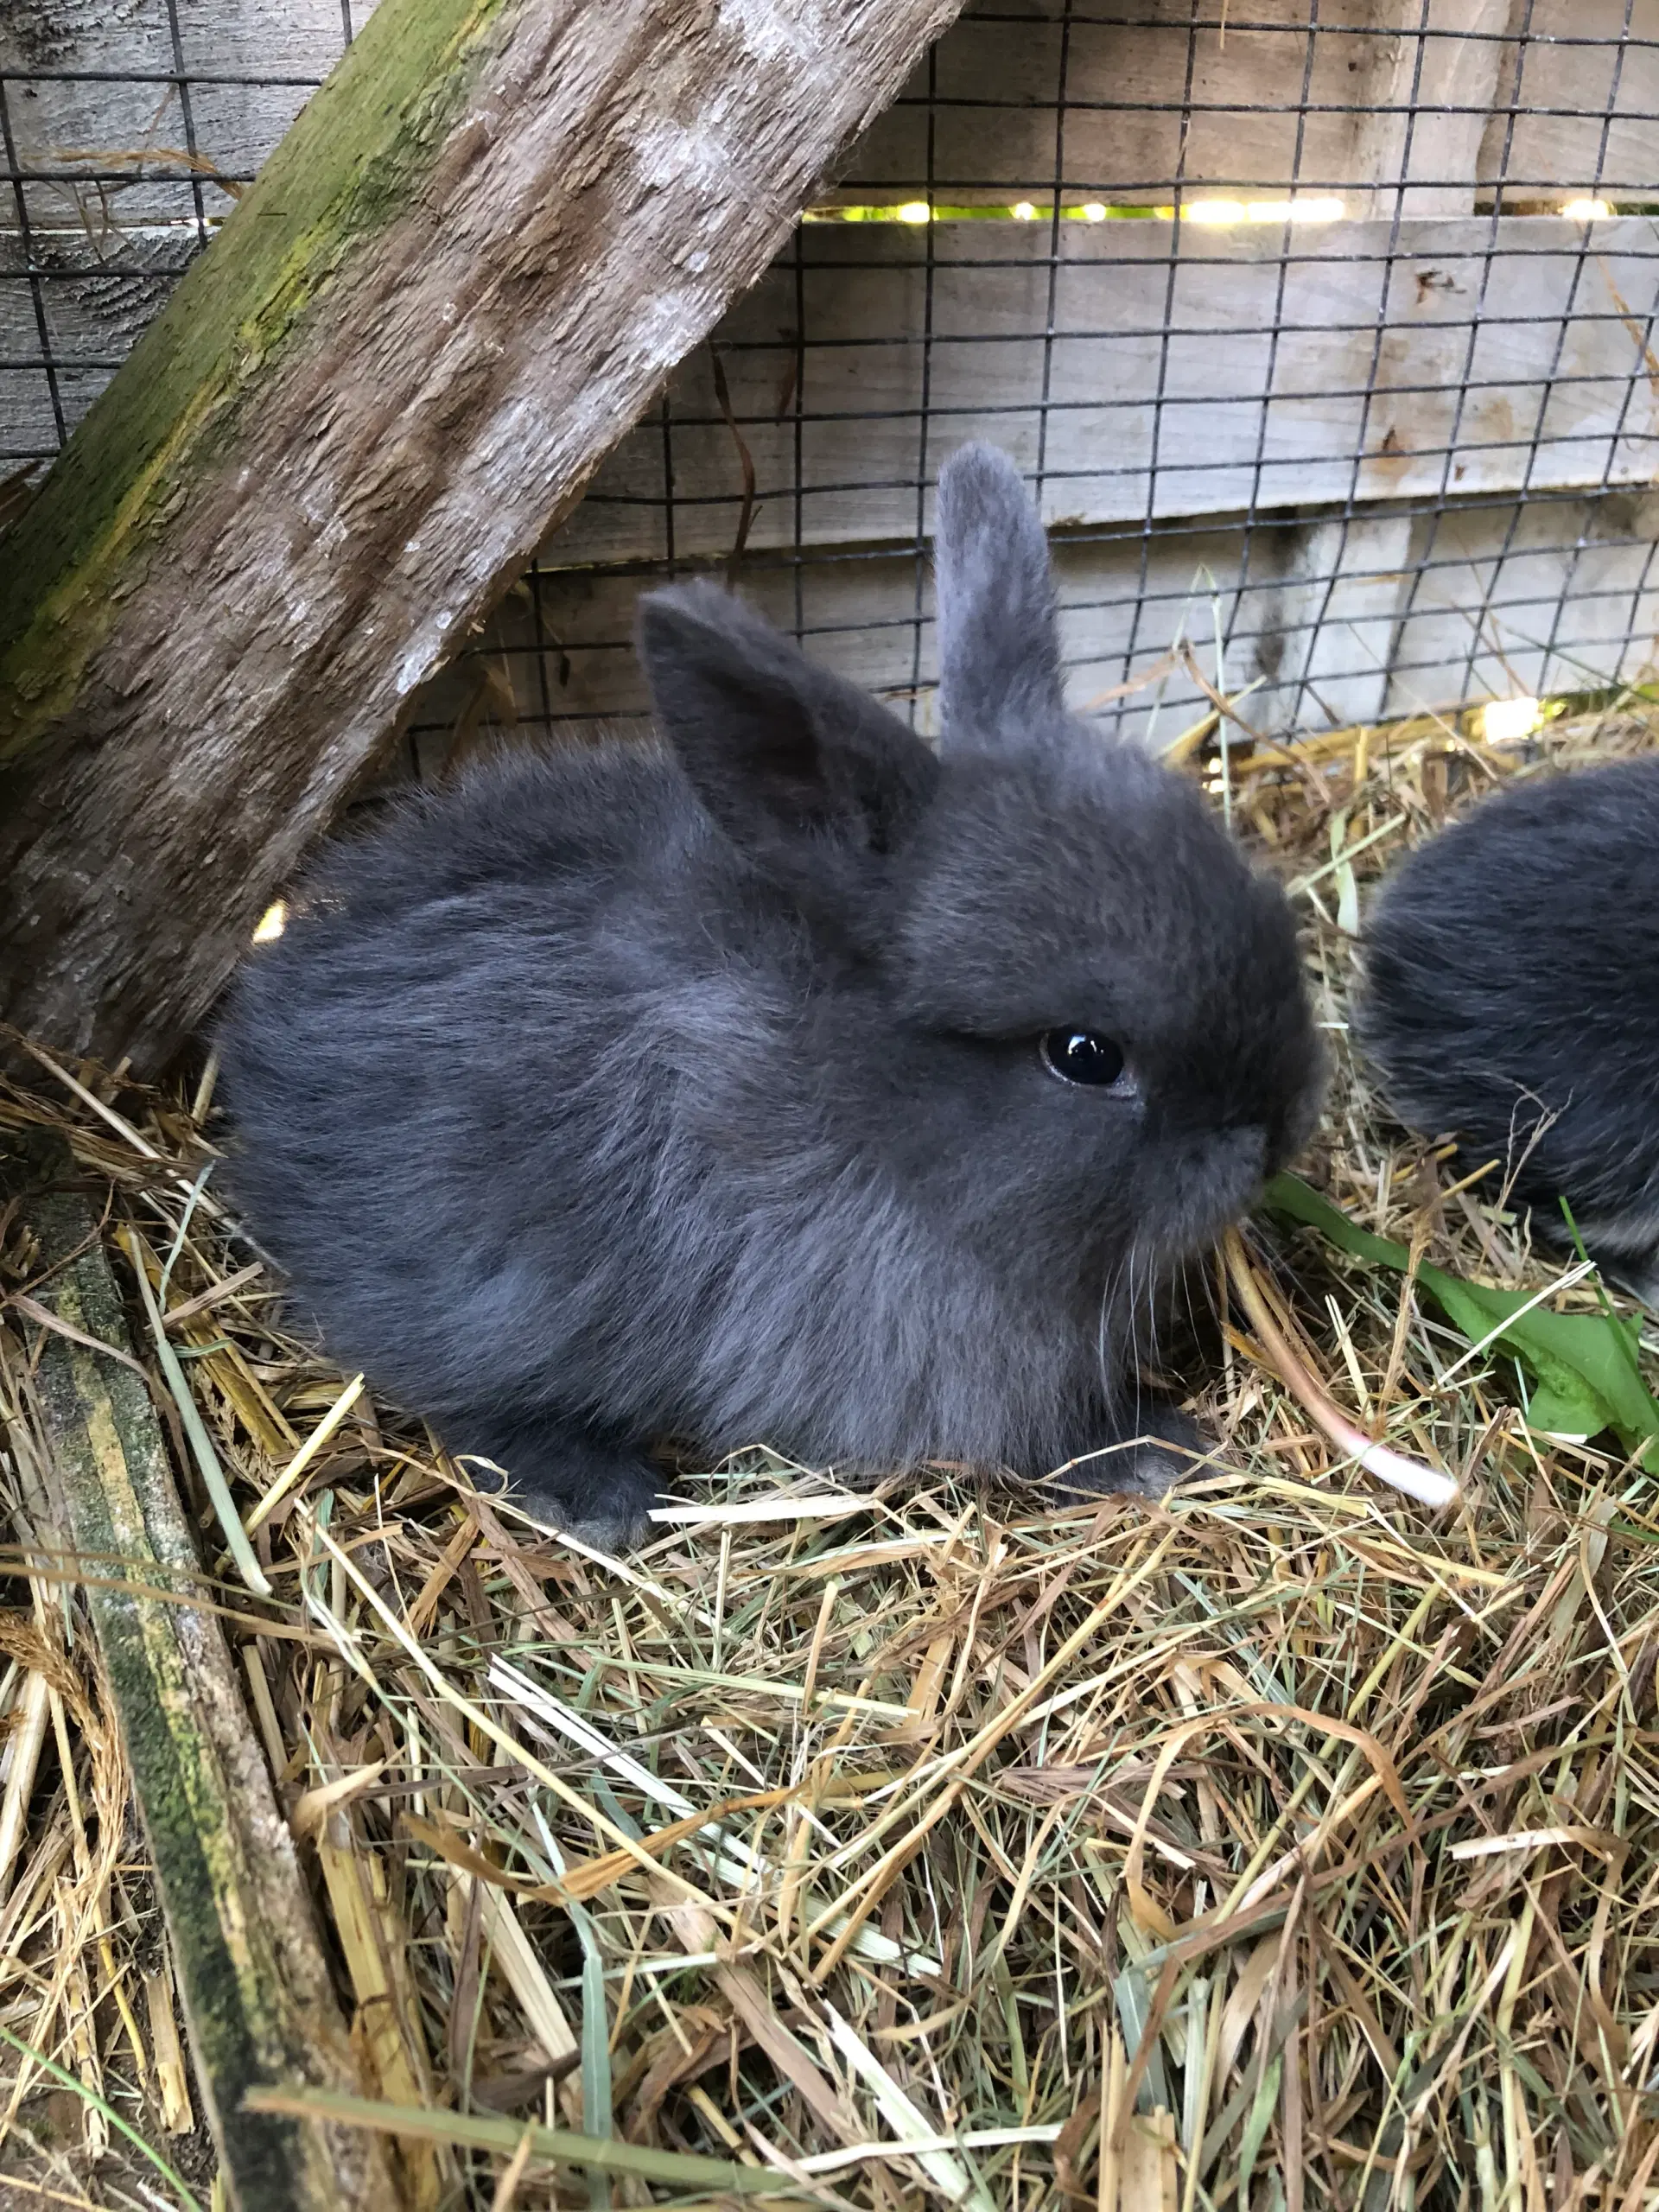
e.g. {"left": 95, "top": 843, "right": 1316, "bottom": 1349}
{"left": 543, "top": 1833, "right": 613, "bottom": 2211}
{"left": 243, "top": 2085, "right": 800, "bottom": 2194}
{"left": 1260, "top": 1174, "right": 1659, "bottom": 1474}
{"left": 1261, "top": 1172, "right": 1410, "bottom": 1271}
{"left": 574, "top": 1902, "right": 612, "bottom": 2211}
{"left": 1521, "top": 1378, "right": 1602, "bottom": 1437}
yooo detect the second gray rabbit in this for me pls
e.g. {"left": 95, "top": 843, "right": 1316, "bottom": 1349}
{"left": 1360, "top": 752, "right": 1659, "bottom": 1306}
{"left": 219, "top": 446, "right": 1325, "bottom": 1543}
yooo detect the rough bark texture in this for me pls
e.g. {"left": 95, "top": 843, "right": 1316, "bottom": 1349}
{"left": 5, "top": 1130, "right": 400, "bottom": 2212}
{"left": 0, "top": 0, "right": 964, "bottom": 1071}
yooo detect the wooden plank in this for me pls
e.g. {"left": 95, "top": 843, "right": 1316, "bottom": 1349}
{"left": 0, "top": 0, "right": 373, "bottom": 462}
{"left": 404, "top": 505, "right": 1402, "bottom": 751}
{"left": 1236, "top": 510, "right": 1413, "bottom": 735}
{"left": 1480, "top": 0, "right": 1659, "bottom": 203}
{"left": 404, "top": 481, "right": 1657, "bottom": 766}
{"left": 7, "top": 0, "right": 1646, "bottom": 797}
{"left": 8, "top": 0, "right": 1647, "bottom": 242}
{"left": 1345, "top": 0, "right": 1510, "bottom": 219}
{"left": 11, "top": 2, "right": 1653, "bottom": 467}
{"left": 491, "top": 6, "right": 1653, "bottom": 745}
{"left": 0, "top": 0, "right": 969, "bottom": 1072}
{"left": 1, "top": 226, "right": 200, "bottom": 461}
{"left": 0, "top": 0, "right": 371, "bottom": 227}
{"left": 9, "top": 6, "right": 1650, "bottom": 480}
{"left": 841, "top": 0, "right": 1659, "bottom": 203}
{"left": 1382, "top": 485, "right": 1659, "bottom": 715}
{"left": 1236, "top": 0, "right": 1503, "bottom": 725}
{"left": 422, "top": 0, "right": 1652, "bottom": 747}
{"left": 3, "top": 1128, "right": 400, "bottom": 2212}
{"left": 492, "top": 213, "right": 1659, "bottom": 575}
{"left": 8, "top": 0, "right": 1651, "bottom": 476}
{"left": 844, "top": 0, "right": 1414, "bottom": 203}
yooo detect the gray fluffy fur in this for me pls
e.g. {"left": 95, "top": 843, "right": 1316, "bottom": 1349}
{"left": 218, "top": 444, "right": 1325, "bottom": 1542}
{"left": 1358, "top": 753, "right": 1659, "bottom": 1306}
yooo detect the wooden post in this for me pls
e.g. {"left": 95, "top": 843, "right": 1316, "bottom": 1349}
{"left": 1243, "top": 0, "right": 1511, "bottom": 735}
{"left": 1347, "top": 0, "right": 1513, "bottom": 220}
{"left": 3, "top": 1131, "right": 401, "bottom": 2212}
{"left": 0, "top": 0, "right": 964, "bottom": 1074}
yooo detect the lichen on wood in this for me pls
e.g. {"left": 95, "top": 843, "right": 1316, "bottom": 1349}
{"left": 0, "top": 0, "right": 966, "bottom": 1074}
{"left": 4, "top": 1129, "right": 399, "bottom": 2212}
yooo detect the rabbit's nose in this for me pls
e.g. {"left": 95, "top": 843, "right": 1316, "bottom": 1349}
{"left": 1219, "top": 1123, "right": 1269, "bottom": 1187}
{"left": 1159, "top": 1125, "right": 1272, "bottom": 1252}
{"left": 1203, "top": 1125, "right": 1274, "bottom": 1222}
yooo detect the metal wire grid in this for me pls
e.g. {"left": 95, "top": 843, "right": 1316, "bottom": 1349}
{"left": 1, "top": 0, "right": 361, "bottom": 466}
{"left": 413, "top": 3, "right": 1659, "bottom": 759}
{"left": 419, "top": 487, "right": 1659, "bottom": 755}
{"left": 3, "top": 3, "right": 1657, "bottom": 758}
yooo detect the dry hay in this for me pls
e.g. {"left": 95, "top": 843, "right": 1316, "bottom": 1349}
{"left": 1, "top": 694, "right": 1657, "bottom": 2211}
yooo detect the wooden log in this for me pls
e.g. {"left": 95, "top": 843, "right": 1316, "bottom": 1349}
{"left": 3, "top": 1129, "right": 400, "bottom": 2212}
{"left": 0, "top": 0, "right": 966, "bottom": 1072}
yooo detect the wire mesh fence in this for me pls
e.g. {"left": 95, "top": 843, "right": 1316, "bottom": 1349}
{"left": 4, "top": 2, "right": 1657, "bottom": 767}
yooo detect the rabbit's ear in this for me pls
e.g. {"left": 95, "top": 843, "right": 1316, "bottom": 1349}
{"left": 639, "top": 583, "right": 938, "bottom": 866}
{"left": 933, "top": 443, "right": 1066, "bottom": 753}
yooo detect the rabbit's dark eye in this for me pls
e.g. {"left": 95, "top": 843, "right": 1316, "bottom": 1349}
{"left": 1040, "top": 1029, "right": 1128, "bottom": 1089}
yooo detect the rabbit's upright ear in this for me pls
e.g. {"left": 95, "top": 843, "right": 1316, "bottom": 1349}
{"left": 638, "top": 583, "right": 938, "bottom": 866}
{"left": 933, "top": 443, "right": 1066, "bottom": 754}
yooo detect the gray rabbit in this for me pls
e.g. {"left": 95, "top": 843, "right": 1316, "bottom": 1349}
{"left": 219, "top": 446, "right": 1325, "bottom": 1543}
{"left": 1359, "top": 753, "right": 1659, "bottom": 1306}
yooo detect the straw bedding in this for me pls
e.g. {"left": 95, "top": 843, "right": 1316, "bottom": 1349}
{"left": 1, "top": 696, "right": 1657, "bottom": 2210}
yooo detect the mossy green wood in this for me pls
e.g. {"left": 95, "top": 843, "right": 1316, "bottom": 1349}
{"left": 0, "top": 0, "right": 965, "bottom": 1075}
{"left": 0, "top": 0, "right": 507, "bottom": 747}
{"left": 10, "top": 1133, "right": 399, "bottom": 2212}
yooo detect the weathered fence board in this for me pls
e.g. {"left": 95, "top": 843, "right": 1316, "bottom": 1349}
{"left": 1, "top": 227, "right": 198, "bottom": 460}
{"left": 3, "top": 0, "right": 1653, "bottom": 937}
{"left": 9, "top": 0, "right": 1648, "bottom": 245}
{"left": 7, "top": 3, "right": 1653, "bottom": 461}
{"left": 466, "top": 214, "right": 1659, "bottom": 575}
{"left": 1385, "top": 487, "right": 1659, "bottom": 712}
{"left": 0, "top": 0, "right": 368, "bottom": 224}
{"left": 408, "top": 484, "right": 1659, "bottom": 757}
{"left": 0, "top": 0, "right": 363, "bottom": 461}
{"left": 1480, "top": 0, "right": 1659, "bottom": 201}
{"left": 844, "top": 0, "right": 1659, "bottom": 202}
{"left": 1344, "top": 0, "right": 1511, "bottom": 219}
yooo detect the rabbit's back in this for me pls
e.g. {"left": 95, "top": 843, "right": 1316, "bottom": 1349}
{"left": 1360, "top": 755, "right": 1659, "bottom": 1268}
{"left": 221, "top": 740, "right": 1090, "bottom": 1469}
{"left": 220, "top": 743, "right": 730, "bottom": 1399}
{"left": 220, "top": 444, "right": 1325, "bottom": 1535}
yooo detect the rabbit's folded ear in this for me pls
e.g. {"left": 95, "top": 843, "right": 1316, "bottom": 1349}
{"left": 933, "top": 443, "right": 1066, "bottom": 753}
{"left": 638, "top": 582, "right": 939, "bottom": 866}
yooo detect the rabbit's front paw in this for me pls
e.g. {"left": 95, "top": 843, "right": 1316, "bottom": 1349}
{"left": 1611, "top": 1255, "right": 1659, "bottom": 1314}
{"left": 450, "top": 1411, "right": 669, "bottom": 1551}
{"left": 1045, "top": 1403, "right": 1217, "bottom": 1503}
